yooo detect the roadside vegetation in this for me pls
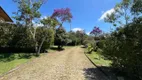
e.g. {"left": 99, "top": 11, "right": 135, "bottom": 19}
{"left": 84, "top": 0, "right": 142, "bottom": 80}
{"left": 86, "top": 52, "right": 112, "bottom": 67}
{"left": 0, "top": 0, "right": 87, "bottom": 76}
{"left": 0, "top": 53, "right": 35, "bottom": 75}
{"left": 0, "top": 0, "right": 142, "bottom": 80}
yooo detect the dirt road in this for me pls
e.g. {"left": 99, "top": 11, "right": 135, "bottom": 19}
{"left": 0, "top": 46, "right": 108, "bottom": 80}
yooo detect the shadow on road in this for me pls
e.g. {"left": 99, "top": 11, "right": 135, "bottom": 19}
{"left": 83, "top": 68, "right": 109, "bottom": 80}
{"left": 50, "top": 47, "right": 65, "bottom": 51}
{"left": 0, "top": 53, "right": 36, "bottom": 62}
{"left": 83, "top": 67, "right": 119, "bottom": 80}
{"left": 83, "top": 66, "right": 133, "bottom": 80}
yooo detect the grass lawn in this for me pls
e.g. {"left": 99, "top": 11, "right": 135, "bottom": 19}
{"left": 86, "top": 51, "right": 112, "bottom": 67}
{"left": 86, "top": 52, "right": 132, "bottom": 80}
{"left": 0, "top": 53, "right": 36, "bottom": 75}
{"left": 0, "top": 58, "right": 29, "bottom": 75}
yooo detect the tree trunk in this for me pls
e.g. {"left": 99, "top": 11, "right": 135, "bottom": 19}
{"left": 29, "top": 28, "right": 38, "bottom": 55}
{"left": 37, "top": 37, "right": 46, "bottom": 54}
{"left": 58, "top": 45, "right": 61, "bottom": 50}
{"left": 35, "top": 41, "right": 38, "bottom": 55}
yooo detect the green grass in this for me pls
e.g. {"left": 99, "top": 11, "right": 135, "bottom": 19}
{"left": 86, "top": 52, "right": 112, "bottom": 67}
{"left": 0, "top": 53, "right": 36, "bottom": 75}
{"left": 0, "top": 58, "right": 29, "bottom": 75}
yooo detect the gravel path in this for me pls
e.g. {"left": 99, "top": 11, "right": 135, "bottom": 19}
{"left": 0, "top": 46, "right": 108, "bottom": 80}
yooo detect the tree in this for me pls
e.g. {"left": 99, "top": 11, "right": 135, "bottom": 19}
{"left": 102, "top": 20, "right": 142, "bottom": 79}
{"left": 51, "top": 8, "right": 73, "bottom": 49}
{"left": 13, "top": 0, "right": 47, "bottom": 55}
{"left": 55, "top": 27, "right": 67, "bottom": 49}
{"left": 105, "top": 0, "right": 142, "bottom": 27}
{"left": 40, "top": 17, "right": 59, "bottom": 29}
{"left": 131, "top": 0, "right": 142, "bottom": 18}
{"left": 76, "top": 30, "right": 86, "bottom": 45}
{"left": 36, "top": 17, "right": 59, "bottom": 53}
{"left": 10, "top": 25, "right": 34, "bottom": 49}
{"left": 90, "top": 26, "right": 102, "bottom": 39}
{"left": 0, "top": 23, "right": 17, "bottom": 47}
{"left": 66, "top": 30, "right": 88, "bottom": 46}
{"left": 51, "top": 8, "right": 73, "bottom": 25}
{"left": 0, "top": 23, "right": 35, "bottom": 53}
{"left": 67, "top": 31, "right": 77, "bottom": 46}
{"left": 104, "top": 0, "right": 132, "bottom": 26}
{"left": 102, "top": 0, "right": 142, "bottom": 79}
{"left": 36, "top": 27, "right": 54, "bottom": 53}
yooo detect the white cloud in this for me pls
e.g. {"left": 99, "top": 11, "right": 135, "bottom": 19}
{"left": 35, "top": 23, "right": 43, "bottom": 27}
{"left": 32, "top": 16, "right": 48, "bottom": 27}
{"left": 98, "top": 8, "right": 115, "bottom": 21}
{"left": 40, "top": 16, "right": 47, "bottom": 20}
{"left": 32, "top": 21, "right": 43, "bottom": 27}
{"left": 86, "top": 32, "right": 90, "bottom": 35}
{"left": 72, "top": 28, "right": 83, "bottom": 32}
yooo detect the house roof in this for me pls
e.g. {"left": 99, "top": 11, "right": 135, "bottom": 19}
{"left": 0, "top": 6, "right": 13, "bottom": 22}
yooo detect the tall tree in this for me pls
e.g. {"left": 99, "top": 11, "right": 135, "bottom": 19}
{"left": 51, "top": 8, "right": 73, "bottom": 49}
{"left": 102, "top": 0, "right": 142, "bottom": 79}
{"left": 37, "top": 17, "right": 59, "bottom": 53}
{"left": 13, "top": 0, "right": 47, "bottom": 54}
{"left": 76, "top": 30, "right": 86, "bottom": 45}
{"left": 105, "top": 0, "right": 132, "bottom": 27}
{"left": 40, "top": 17, "right": 59, "bottom": 29}
{"left": 55, "top": 26, "right": 67, "bottom": 49}
{"left": 131, "top": 0, "right": 142, "bottom": 17}
{"left": 90, "top": 26, "right": 102, "bottom": 39}
{"left": 51, "top": 8, "right": 73, "bottom": 27}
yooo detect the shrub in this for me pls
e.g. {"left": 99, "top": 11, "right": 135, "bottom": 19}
{"left": 97, "top": 40, "right": 105, "bottom": 49}
{"left": 102, "top": 18, "right": 142, "bottom": 79}
{"left": 86, "top": 40, "right": 98, "bottom": 53}
{"left": 87, "top": 43, "right": 94, "bottom": 54}
{"left": 54, "top": 26, "right": 67, "bottom": 49}
{"left": 0, "top": 23, "right": 54, "bottom": 53}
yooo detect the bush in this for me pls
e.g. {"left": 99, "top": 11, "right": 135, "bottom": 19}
{"left": 102, "top": 18, "right": 142, "bottom": 80}
{"left": 97, "top": 40, "right": 105, "bottom": 49}
{"left": 36, "top": 27, "right": 54, "bottom": 52}
{"left": 87, "top": 43, "right": 94, "bottom": 54}
{"left": 86, "top": 40, "right": 98, "bottom": 53}
{"left": 0, "top": 23, "right": 17, "bottom": 47}
{"left": 54, "top": 26, "right": 67, "bottom": 49}
{"left": 0, "top": 23, "right": 54, "bottom": 53}
{"left": 0, "top": 23, "right": 35, "bottom": 53}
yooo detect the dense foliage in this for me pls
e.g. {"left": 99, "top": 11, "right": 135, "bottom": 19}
{"left": 51, "top": 8, "right": 73, "bottom": 23}
{"left": 67, "top": 30, "right": 87, "bottom": 46}
{"left": 0, "top": 23, "right": 34, "bottom": 52}
{"left": 0, "top": 23, "right": 55, "bottom": 53}
{"left": 0, "top": 1, "right": 73, "bottom": 54}
{"left": 54, "top": 26, "right": 67, "bottom": 49}
{"left": 51, "top": 8, "right": 73, "bottom": 49}
{"left": 102, "top": 17, "right": 142, "bottom": 79}
{"left": 101, "top": 0, "right": 142, "bottom": 79}
{"left": 2, "top": 0, "right": 142, "bottom": 79}
{"left": 12, "top": 0, "right": 47, "bottom": 55}
{"left": 90, "top": 26, "right": 102, "bottom": 37}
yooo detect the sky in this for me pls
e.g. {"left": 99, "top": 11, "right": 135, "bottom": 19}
{"left": 0, "top": 0, "right": 121, "bottom": 34}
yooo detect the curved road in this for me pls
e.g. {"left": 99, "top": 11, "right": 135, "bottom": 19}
{"left": 0, "top": 47, "right": 108, "bottom": 80}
